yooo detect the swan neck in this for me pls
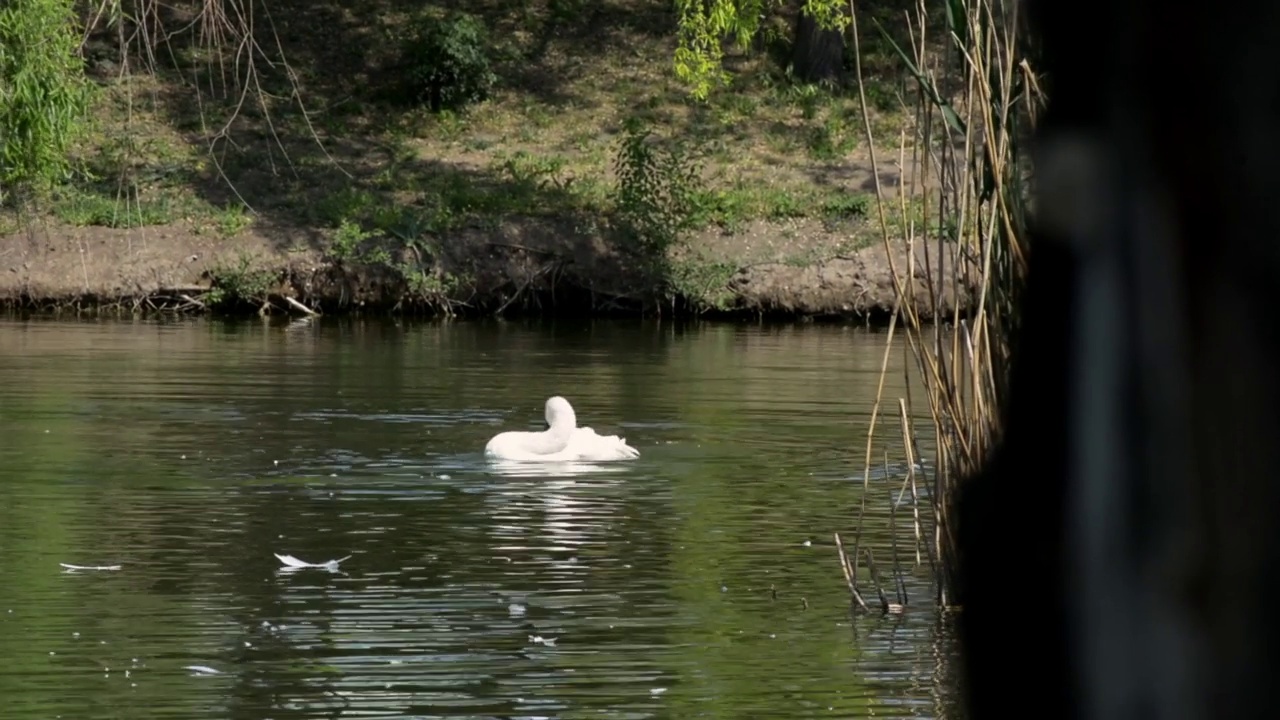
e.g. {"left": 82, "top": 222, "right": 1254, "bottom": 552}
{"left": 548, "top": 417, "right": 575, "bottom": 437}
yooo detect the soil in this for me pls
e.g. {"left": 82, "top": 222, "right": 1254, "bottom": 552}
{"left": 3, "top": 1, "right": 976, "bottom": 321}
{"left": 0, "top": 216, "right": 971, "bottom": 320}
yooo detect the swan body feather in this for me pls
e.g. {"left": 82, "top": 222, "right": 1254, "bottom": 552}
{"left": 485, "top": 397, "right": 640, "bottom": 462}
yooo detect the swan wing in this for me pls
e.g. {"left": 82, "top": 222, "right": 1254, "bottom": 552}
{"left": 485, "top": 429, "right": 573, "bottom": 461}
{"left": 566, "top": 427, "right": 641, "bottom": 461}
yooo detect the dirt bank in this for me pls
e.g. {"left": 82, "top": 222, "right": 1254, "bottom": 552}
{"left": 0, "top": 216, "right": 972, "bottom": 321}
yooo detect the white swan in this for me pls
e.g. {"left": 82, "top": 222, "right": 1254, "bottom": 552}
{"left": 484, "top": 396, "right": 640, "bottom": 463}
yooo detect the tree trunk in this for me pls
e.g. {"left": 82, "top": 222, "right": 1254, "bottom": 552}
{"left": 790, "top": 10, "right": 844, "bottom": 84}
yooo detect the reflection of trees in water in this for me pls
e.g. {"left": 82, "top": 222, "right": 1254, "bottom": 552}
{"left": 0, "top": 319, "right": 961, "bottom": 718}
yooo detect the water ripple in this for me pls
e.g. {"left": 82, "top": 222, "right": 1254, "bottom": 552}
{"left": 0, "top": 317, "right": 959, "bottom": 720}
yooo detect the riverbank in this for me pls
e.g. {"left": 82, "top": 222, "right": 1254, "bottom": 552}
{"left": 0, "top": 216, "right": 970, "bottom": 320}
{"left": 0, "top": 0, "right": 973, "bottom": 321}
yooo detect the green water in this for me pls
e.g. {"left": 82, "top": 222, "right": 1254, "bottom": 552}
{"left": 0, "top": 316, "right": 960, "bottom": 720}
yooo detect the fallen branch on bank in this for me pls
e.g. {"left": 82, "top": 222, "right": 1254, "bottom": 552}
{"left": 283, "top": 295, "right": 318, "bottom": 315}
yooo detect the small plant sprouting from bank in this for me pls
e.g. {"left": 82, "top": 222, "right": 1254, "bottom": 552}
{"left": 400, "top": 11, "right": 497, "bottom": 113}
{"left": 612, "top": 116, "right": 704, "bottom": 260}
{"left": 329, "top": 219, "right": 387, "bottom": 264}
{"left": 206, "top": 255, "right": 276, "bottom": 309}
{"left": 214, "top": 202, "right": 253, "bottom": 237}
{"left": 613, "top": 115, "right": 751, "bottom": 309}
{"left": 0, "top": 0, "right": 93, "bottom": 204}
{"left": 807, "top": 111, "right": 859, "bottom": 161}
{"left": 394, "top": 231, "right": 468, "bottom": 316}
{"left": 322, "top": 213, "right": 467, "bottom": 314}
{"left": 400, "top": 263, "right": 467, "bottom": 316}
{"left": 666, "top": 254, "right": 738, "bottom": 311}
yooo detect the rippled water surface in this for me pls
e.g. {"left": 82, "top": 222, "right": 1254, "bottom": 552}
{"left": 0, "top": 316, "right": 960, "bottom": 720}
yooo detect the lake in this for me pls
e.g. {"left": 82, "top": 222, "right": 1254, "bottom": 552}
{"left": 0, "top": 316, "right": 961, "bottom": 720}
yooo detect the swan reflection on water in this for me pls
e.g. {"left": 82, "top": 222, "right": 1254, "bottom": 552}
{"left": 484, "top": 458, "right": 635, "bottom": 479}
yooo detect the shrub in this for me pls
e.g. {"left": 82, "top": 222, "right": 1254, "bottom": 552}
{"left": 0, "top": 0, "right": 93, "bottom": 202}
{"left": 612, "top": 117, "right": 704, "bottom": 256}
{"left": 402, "top": 12, "right": 497, "bottom": 113}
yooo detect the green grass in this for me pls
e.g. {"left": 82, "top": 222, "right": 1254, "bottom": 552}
{"left": 47, "top": 181, "right": 255, "bottom": 237}
{"left": 212, "top": 203, "right": 254, "bottom": 237}
{"left": 205, "top": 253, "right": 277, "bottom": 308}
{"left": 35, "top": 0, "right": 928, "bottom": 259}
{"left": 50, "top": 188, "right": 175, "bottom": 228}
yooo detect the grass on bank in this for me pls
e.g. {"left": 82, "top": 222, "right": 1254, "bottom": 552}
{"left": 7, "top": 1, "right": 928, "bottom": 269}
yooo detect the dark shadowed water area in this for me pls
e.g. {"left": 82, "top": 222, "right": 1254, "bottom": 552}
{"left": 0, "top": 316, "right": 963, "bottom": 720}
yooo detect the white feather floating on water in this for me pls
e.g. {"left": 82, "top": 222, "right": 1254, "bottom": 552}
{"left": 184, "top": 665, "right": 222, "bottom": 676}
{"left": 273, "top": 553, "right": 351, "bottom": 571}
{"left": 59, "top": 563, "right": 122, "bottom": 571}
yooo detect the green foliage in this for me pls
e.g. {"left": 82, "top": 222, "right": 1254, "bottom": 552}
{"left": 673, "top": 0, "right": 849, "bottom": 99}
{"left": 611, "top": 117, "right": 704, "bottom": 255}
{"left": 214, "top": 202, "right": 253, "bottom": 237}
{"left": 499, "top": 151, "right": 572, "bottom": 194}
{"left": 401, "top": 12, "right": 497, "bottom": 113}
{"left": 671, "top": 184, "right": 867, "bottom": 235}
{"left": 321, "top": 211, "right": 466, "bottom": 313}
{"left": 51, "top": 188, "right": 173, "bottom": 228}
{"left": 400, "top": 262, "right": 466, "bottom": 315}
{"left": 0, "top": 0, "right": 93, "bottom": 200}
{"left": 806, "top": 111, "right": 859, "bottom": 160}
{"left": 48, "top": 182, "right": 252, "bottom": 234}
{"left": 206, "top": 255, "right": 276, "bottom": 309}
{"left": 821, "top": 192, "right": 869, "bottom": 220}
{"left": 329, "top": 219, "right": 384, "bottom": 263}
{"left": 667, "top": 255, "right": 738, "bottom": 311}
{"left": 315, "top": 187, "right": 377, "bottom": 228}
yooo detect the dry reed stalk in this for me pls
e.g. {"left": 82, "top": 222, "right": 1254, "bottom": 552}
{"left": 847, "top": 0, "right": 1044, "bottom": 606}
{"left": 834, "top": 532, "right": 872, "bottom": 612}
{"left": 897, "top": 398, "right": 926, "bottom": 566}
{"left": 886, "top": 485, "right": 909, "bottom": 606}
{"left": 863, "top": 547, "right": 904, "bottom": 614}
{"left": 843, "top": 309, "right": 898, "bottom": 610}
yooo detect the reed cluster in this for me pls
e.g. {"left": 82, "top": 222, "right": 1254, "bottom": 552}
{"left": 842, "top": 0, "right": 1044, "bottom": 608}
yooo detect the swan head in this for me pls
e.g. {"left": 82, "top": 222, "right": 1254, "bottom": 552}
{"left": 544, "top": 396, "right": 576, "bottom": 432}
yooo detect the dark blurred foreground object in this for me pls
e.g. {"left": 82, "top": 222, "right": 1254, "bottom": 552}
{"left": 955, "top": 0, "right": 1280, "bottom": 719}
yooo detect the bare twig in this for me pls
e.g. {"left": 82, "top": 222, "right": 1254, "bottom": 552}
{"left": 834, "top": 532, "right": 871, "bottom": 612}
{"left": 863, "top": 548, "right": 902, "bottom": 614}
{"left": 887, "top": 488, "right": 909, "bottom": 608}
{"left": 897, "top": 398, "right": 926, "bottom": 566}
{"left": 495, "top": 261, "right": 556, "bottom": 316}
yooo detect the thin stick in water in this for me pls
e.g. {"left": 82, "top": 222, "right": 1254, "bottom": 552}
{"left": 862, "top": 547, "right": 893, "bottom": 614}
{"left": 834, "top": 532, "right": 871, "bottom": 612}
{"left": 887, "top": 488, "right": 910, "bottom": 608}
{"left": 897, "top": 399, "right": 926, "bottom": 566}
